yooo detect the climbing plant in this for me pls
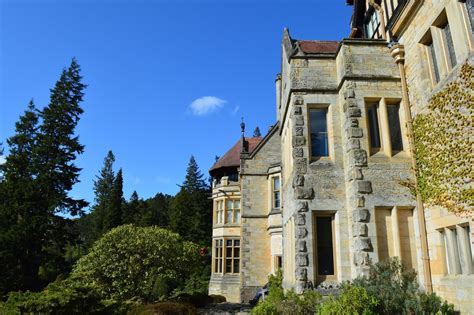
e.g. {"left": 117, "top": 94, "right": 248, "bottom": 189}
{"left": 413, "top": 63, "right": 473, "bottom": 215}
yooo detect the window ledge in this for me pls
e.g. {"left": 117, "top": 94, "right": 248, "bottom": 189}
{"left": 213, "top": 223, "right": 241, "bottom": 228}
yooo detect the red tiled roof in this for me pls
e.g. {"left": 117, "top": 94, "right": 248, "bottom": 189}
{"left": 209, "top": 137, "right": 262, "bottom": 173}
{"left": 298, "top": 40, "right": 340, "bottom": 54}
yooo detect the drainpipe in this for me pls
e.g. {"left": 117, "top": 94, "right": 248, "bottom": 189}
{"left": 390, "top": 43, "right": 433, "bottom": 293}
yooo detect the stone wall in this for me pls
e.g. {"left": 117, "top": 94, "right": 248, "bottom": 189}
{"left": 240, "top": 129, "right": 281, "bottom": 302}
{"left": 280, "top": 38, "right": 419, "bottom": 291}
{"left": 395, "top": 0, "right": 474, "bottom": 312}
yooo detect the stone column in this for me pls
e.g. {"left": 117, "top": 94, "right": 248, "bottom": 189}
{"left": 342, "top": 81, "right": 374, "bottom": 277}
{"left": 290, "top": 95, "right": 314, "bottom": 293}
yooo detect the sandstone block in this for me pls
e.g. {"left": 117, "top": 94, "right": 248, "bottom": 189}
{"left": 347, "top": 139, "right": 360, "bottom": 151}
{"left": 294, "top": 97, "right": 304, "bottom": 105}
{"left": 353, "top": 237, "right": 372, "bottom": 251}
{"left": 297, "top": 201, "right": 309, "bottom": 212}
{"left": 293, "top": 175, "right": 304, "bottom": 187}
{"left": 296, "top": 268, "right": 307, "bottom": 281}
{"left": 353, "top": 208, "right": 369, "bottom": 222}
{"left": 295, "top": 187, "right": 314, "bottom": 199}
{"left": 357, "top": 181, "right": 373, "bottom": 193}
{"left": 351, "top": 149, "right": 368, "bottom": 167}
{"left": 344, "top": 89, "right": 355, "bottom": 99}
{"left": 346, "top": 108, "right": 362, "bottom": 118}
{"left": 295, "top": 116, "right": 304, "bottom": 126}
{"left": 294, "top": 126, "right": 304, "bottom": 136}
{"left": 348, "top": 127, "right": 363, "bottom": 138}
{"left": 297, "top": 227, "right": 308, "bottom": 238}
{"left": 297, "top": 240, "right": 307, "bottom": 252}
{"left": 353, "top": 252, "right": 370, "bottom": 266}
{"left": 352, "top": 223, "right": 368, "bottom": 237}
{"left": 296, "top": 254, "right": 309, "bottom": 266}
{"left": 295, "top": 214, "right": 306, "bottom": 226}
{"left": 295, "top": 158, "right": 307, "bottom": 174}
{"left": 292, "top": 136, "right": 306, "bottom": 147}
{"left": 293, "top": 106, "right": 302, "bottom": 115}
{"left": 293, "top": 147, "right": 303, "bottom": 158}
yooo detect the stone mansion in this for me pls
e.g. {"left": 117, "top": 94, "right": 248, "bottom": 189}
{"left": 208, "top": 1, "right": 473, "bottom": 313}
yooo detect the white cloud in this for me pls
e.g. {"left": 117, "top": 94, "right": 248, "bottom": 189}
{"left": 232, "top": 105, "right": 240, "bottom": 115}
{"left": 189, "top": 96, "right": 227, "bottom": 116}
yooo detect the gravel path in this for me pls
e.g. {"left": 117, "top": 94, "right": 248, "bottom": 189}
{"left": 198, "top": 303, "right": 252, "bottom": 315}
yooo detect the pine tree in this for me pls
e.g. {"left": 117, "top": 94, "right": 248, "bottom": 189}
{"left": 34, "top": 58, "right": 88, "bottom": 216}
{"left": 122, "top": 191, "right": 139, "bottom": 224}
{"left": 106, "top": 168, "right": 123, "bottom": 229}
{"left": 170, "top": 156, "right": 212, "bottom": 245}
{"left": 0, "top": 59, "right": 88, "bottom": 293}
{"left": 253, "top": 126, "right": 261, "bottom": 137}
{"left": 92, "top": 150, "right": 116, "bottom": 234}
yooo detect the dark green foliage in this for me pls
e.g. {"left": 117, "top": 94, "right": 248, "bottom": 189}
{"left": 0, "top": 59, "right": 87, "bottom": 294}
{"left": 170, "top": 156, "right": 212, "bottom": 246}
{"left": 352, "top": 258, "right": 455, "bottom": 315}
{"left": 0, "top": 277, "right": 125, "bottom": 315}
{"left": 252, "top": 270, "right": 323, "bottom": 315}
{"left": 107, "top": 168, "right": 123, "bottom": 229}
{"left": 122, "top": 190, "right": 140, "bottom": 224}
{"left": 92, "top": 150, "right": 116, "bottom": 234}
{"left": 253, "top": 126, "right": 262, "bottom": 137}
{"left": 73, "top": 225, "right": 201, "bottom": 302}
{"left": 318, "top": 285, "right": 378, "bottom": 315}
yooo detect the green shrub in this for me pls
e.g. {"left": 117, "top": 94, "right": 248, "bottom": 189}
{"left": 353, "top": 258, "right": 455, "bottom": 315}
{"left": 73, "top": 225, "right": 201, "bottom": 302}
{"left": 252, "top": 270, "right": 322, "bottom": 315}
{"left": 0, "top": 276, "right": 126, "bottom": 314}
{"left": 318, "top": 285, "right": 378, "bottom": 315}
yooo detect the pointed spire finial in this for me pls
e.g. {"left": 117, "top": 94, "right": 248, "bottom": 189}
{"left": 240, "top": 117, "right": 245, "bottom": 136}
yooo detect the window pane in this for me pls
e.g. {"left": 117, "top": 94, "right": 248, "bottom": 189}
{"left": 234, "top": 239, "right": 240, "bottom": 247}
{"left": 274, "top": 192, "right": 281, "bottom": 208}
{"left": 273, "top": 177, "right": 280, "bottom": 190}
{"left": 387, "top": 104, "right": 403, "bottom": 151}
{"left": 234, "top": 248, "right": 240, "bottom": 258}
{"left": 316, "top": 217, "right": 335, "bottom": 275}
{"left": 443, "top": 23, "right": 457, "bottom": 68}
{"left": 467, "top": 0, "right": 474, "bottom": 34}
{"left": 310, "top": 108, "right": 329, "bottom": 157}
{"left": 226, "top": 239, "right": 233, "bottom": 247}
{"left": 428, "top": 42, "right": 440, "bottom": 83}
{"left": 227, "top": 200, "right": 233, "bottom": 210}
{"left": 226, "top": 210, "right": 233, "bottom": 223}
{"left": 233, "top": 259, "right": 240, "bottom": 273}
{"left": 234, "top": 200, "right": 240, "bottom": 209}
{"left": 226, "top": 259, "right": 232, "bottom": 273}
{"left": 226, "top": 247, "right": 232, "bottom": 258}
{"left": 367, "top": 105, "right": 381, "bottom": 149}
{"left": 234, "top": 209, "right": 240, "bottom": 223}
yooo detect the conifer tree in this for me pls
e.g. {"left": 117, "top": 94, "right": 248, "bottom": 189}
{"left": 106, "top": 168, "right": 123, "bottom": 229}
{"left": 0, "top": 59, "right": 87, "bottom": 293}
{"left": 253, "top": 126, "right": 261, "bottom": 137}
{"left": 92, "top": 150, "right": 116, "bottom": 234}
{"left": 170, "top": 156, "right": 212, "bottom": 245}
{"left": 122, "top": 191, "right": 139, "bottom": 224}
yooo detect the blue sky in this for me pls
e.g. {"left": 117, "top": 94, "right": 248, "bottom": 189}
{"left": 0, "top": 0, "right": 352, "bottom": 207}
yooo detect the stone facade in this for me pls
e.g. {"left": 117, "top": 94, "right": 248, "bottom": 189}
{"left": 209, "top": 1, "right": 473, "bottom": 311}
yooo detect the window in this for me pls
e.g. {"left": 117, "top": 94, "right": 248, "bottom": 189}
{"left": 309, "top": 108, "right": 329, "bottom": 157}
{"left": 441, "top": 225, "right": 473, "bottom": 275}
{"left": 427, "top": 39, "right": 441, "bottom": 83}
{"left": 226, "top": 199, "right": 240, "bottom": 224}
{"left": 387, "top": 103, "right": 403, "bottom": 151}
{"left": 467, "top": 0, "right": 474, "bottom": 34}
{"left": 225, "top": 239, "right": 240, "bottom": 273}
{"left": 215, "top": 200, "right": 224, "bottom": 224}
{"left": 375, "top": 207, "right": 417, "bottom": 270}
{"left": 214, "top": 239, "right": 223, "bottom": 273}
{"left": 275, "top": 255, "right": 282, "bottom": 270}
{"left": 367, "top": 103, "right": 382, "bottom": 150}
{"left": 272, "top": 176, "right": 281, "bottom": 209}
{"left": 314, "top": 214, "right": 336, "bottom": 283}
{"left": 213, "top": 238, "right": 240, "bottom": 274}
{"left": 365, "top": 8, "right": 381, "bottom": 39}
{"left": 366, "top": 99, "right": 405, "bottom": 155}
{"left": 442, "top": 22, "right": 457, "bottom": 68}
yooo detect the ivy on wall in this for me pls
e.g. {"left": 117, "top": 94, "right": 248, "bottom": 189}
{"left": 413, "top": 63, "right": 474, "bottom": 215}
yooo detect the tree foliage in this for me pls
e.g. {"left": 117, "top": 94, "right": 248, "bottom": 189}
{"left": 0, "top": 59, "right": 87, "bottom": 294}
{"left": 73, "top": 225, "right": 201, "bottom": 302}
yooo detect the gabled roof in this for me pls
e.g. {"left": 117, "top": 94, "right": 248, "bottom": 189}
{"left": 209, "top": 137, "right": 262, "bottom": 173}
